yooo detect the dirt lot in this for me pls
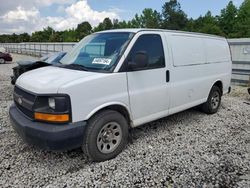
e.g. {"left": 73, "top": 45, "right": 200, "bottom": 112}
{"left": 0, "top": 54, "right": 250, "bottom": 187}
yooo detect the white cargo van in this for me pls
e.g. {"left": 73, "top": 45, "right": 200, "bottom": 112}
{"left": 10, "top": 29, "right": 232, "bottom": 161}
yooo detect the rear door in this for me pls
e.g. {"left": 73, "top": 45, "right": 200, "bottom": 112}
{"left": 123, "top": 32, "right": 170, "bottom": 126}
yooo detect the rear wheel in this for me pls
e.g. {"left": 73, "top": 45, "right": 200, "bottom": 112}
{"left": 201, "top": 85, "right": 222, "bottom": 114}
{"left": 0, "top": 58, "right": 5, "bottom": 64}
{"left": 82, "top": 110, "right": 128, "bottom": 162}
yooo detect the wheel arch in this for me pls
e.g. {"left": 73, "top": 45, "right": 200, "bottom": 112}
{"left": 212, "top": 80, "right": 223, "bottom": 95}
{"left": 86, "top": 102, "right": 132, "bottom": 126}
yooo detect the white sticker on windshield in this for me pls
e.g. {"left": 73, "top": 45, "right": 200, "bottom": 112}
{"left": 92, "top": 58, "right": 112, "bottom": 65}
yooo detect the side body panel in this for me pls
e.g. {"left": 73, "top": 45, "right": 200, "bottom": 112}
{"left": 165, "top": 32, "right": 231, "bottom": 115}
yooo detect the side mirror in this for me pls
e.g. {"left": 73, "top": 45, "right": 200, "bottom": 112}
{"left": 128, "top": 51, "right": 148, "bottom": 71}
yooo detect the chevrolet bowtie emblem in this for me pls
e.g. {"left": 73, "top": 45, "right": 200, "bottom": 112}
{"left": 18, "top": 97, "right": 23, "bottom": 105}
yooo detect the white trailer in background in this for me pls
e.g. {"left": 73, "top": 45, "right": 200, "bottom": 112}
{"left": 228, "top": 38, "right": 250, "bottom": 86}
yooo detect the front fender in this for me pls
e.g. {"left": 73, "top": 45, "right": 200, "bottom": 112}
{"left": 85, "top": 102, "right": 131, "bottom": 120}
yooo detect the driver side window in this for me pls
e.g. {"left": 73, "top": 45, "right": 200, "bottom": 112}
{"left": 127, "top": 34, "right": 165, "bottom": 71}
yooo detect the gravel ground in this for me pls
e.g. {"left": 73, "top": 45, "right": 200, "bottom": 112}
{"left": 0, "top": 54, "right": 250, "bottom": 187}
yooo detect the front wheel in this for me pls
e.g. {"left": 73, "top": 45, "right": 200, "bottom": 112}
{"left": 201, "top": 85, "right": 222, "bottom": 114}
{"left": 82, "top": 110, "right": 128, "bottom": 162}
{"left": 0, "top": 58, "right": 5, "bottom": 64}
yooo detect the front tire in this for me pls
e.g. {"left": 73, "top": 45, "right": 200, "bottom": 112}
{"left": 201, "top": 85, "right": 222, "bottom": 114}
{"left": 82, "top": 110, "right": 128, "bottom": 162}
{"left": 0, "top": 58, "right": 5, "bottom": 64}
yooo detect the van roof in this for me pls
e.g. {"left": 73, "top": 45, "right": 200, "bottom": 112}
{"left": 97, "top": 28, "right": 225, "bottom": 39}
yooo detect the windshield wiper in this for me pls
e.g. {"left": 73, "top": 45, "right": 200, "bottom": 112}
{"left": 56, "top": 64, "right": 89, "bottom": 71}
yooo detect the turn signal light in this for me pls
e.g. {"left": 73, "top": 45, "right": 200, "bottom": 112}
{"left": 34, "top": 112, "right": 69, "bottom": 123}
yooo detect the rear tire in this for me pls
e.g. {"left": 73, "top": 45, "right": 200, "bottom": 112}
{"left": 82, "top": 110, "right": 128, "bottom": 162}
{"left": 0, "top": 58, "right": 5, "bottom": 64}
{"left": 201, "top": 85, "right": 222, "bottom": 114}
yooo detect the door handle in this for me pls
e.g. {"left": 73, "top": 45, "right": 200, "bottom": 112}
{"left": 166, "top": 70, "right": 170, "bottom": 83}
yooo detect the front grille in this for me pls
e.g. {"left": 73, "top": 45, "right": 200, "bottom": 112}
{"left": 14, "top": 86, "right": 36, "bottom": 119}
{"left": 15, "top": 102, "right": 34, "bottom": 119}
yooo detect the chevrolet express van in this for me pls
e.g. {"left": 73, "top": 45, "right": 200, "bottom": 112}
{"left": 10, "top": 29, "right": 232, "bottom": 161}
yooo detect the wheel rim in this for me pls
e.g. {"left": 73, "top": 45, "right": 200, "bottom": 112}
{"left": 0, "top": 59, "right": 4, "bottom": 63}
{"left": 97, "top": 122, "right": 122, "bottom": 154}
{"left": 211, "top": 91, "right": 220, "bottom": 109}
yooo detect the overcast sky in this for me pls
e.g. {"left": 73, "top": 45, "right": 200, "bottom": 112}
{"left": 0, "top": 0, "right": 244, "bottom": 34}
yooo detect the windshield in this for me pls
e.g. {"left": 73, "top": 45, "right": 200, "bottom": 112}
{"left": 60, "top": 32, "right": 134, "bottom": 72}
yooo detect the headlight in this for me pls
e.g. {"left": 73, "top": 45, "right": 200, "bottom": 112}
{"left": 33, "top": 95, "right": 71, "bottom": 123}
{"left": 48, "top": 97, "right": 56, "bottom": 109}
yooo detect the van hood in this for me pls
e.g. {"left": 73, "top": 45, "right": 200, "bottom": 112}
{"left": 16, "top": 66, "right": 103, "bottom": 94}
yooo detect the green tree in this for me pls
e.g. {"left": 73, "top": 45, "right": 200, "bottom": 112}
{"left": 219, "top": 1, "right": 238, "bottom": 37}
{"left": 185, "top": 18, "right": 196, "bottom": 32}
{"left": 30, "top": 31, "right": 43, "bottom": 42}
{"left": 43, "top": 26, "right": 55, "bottom": 41}
{"left": 161, "top": 0, "right": 188, "bottom": 30}
{"left": 140, "top": 8, "right": 161, "bottom": 28}
{"left": 93, "top": 23, "right": 103, "bottom": 32}
{"left": 130, "top": 14, "right": 143, "bottom": 28}
{"left": 102, "top": 18, "right": 113, "bottom": 30}
{"left": 194, "top": 11, "right": 223, "bottom": 36}
{"left": 116, "top": 20, "right": 130, "bottom": 29}
{"left": 76, "top": 21, "right": 92, "bottom": 40}
{"left": 49, "top": 32, "right": 61, "bottom": 42}
{"left": 94, "top": 18, "right": 114, "bottom": 32}
{"left": 30, "top": 27, "right": 55, "bottom": 42}
{"left": 61, "top": 29, "right": 78, "bottom": 42}
{"left": 19, "top": 33, "right": 30, "bottom": 42}
{"left": 128, "top": 9, "right": 161, "bottom": 28}
{"left": 10, "top": 33, "right": 18, "bottom": 43}
{"left": 234, "top": 0, "right": 250, "bottom": 37}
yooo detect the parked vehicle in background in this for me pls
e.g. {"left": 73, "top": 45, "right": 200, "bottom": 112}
{"left": 40, "top": 53, "right": 54, "bottom": 62}
{"left": 0, "top": 51, "right": 12, "bottom": 63}
{"left": 9, "top": 29, "right": 232, "bottom": 162}
{"left": 11, "top": 52, "right": 66, "bottom": 85}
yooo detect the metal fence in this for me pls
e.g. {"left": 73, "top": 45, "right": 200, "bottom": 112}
{"left": 0, "top": 39, "right": 250, "bottom": 86}
{"left": 0, "top": 42, "right": 76, "bottom": 57}
{"left": 228, "top": 39, "right": 250, "bottom": 86}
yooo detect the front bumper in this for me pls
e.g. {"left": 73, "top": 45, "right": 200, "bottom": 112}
{"left": 9, "top": 104, "right": 87, "bottom": 151}
{"left": 11, "top": 76, "right": 16, "bottom": 85}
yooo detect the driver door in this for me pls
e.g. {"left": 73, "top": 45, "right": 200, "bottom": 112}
{"left": 124, "top": 32, "right": 170, "bottom": 126}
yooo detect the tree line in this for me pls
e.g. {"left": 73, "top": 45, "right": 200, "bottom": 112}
{"left": 0, "top": 0, "right": 250, "bottom": 43}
